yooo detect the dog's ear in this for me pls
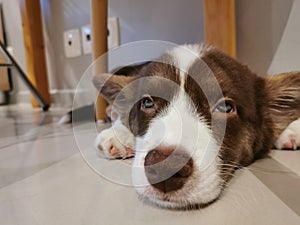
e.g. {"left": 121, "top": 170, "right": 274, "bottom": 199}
{"left": 93, "top": 73, "right": 137, "bottom": 104}
{"left": 265, "top": 72, "right": 300, "bottom": 138}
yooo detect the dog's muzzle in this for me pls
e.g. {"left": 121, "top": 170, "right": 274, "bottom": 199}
{"left": 144, "top": 147, "right": 193, "bottom": 193}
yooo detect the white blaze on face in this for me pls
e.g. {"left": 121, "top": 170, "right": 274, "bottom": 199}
{"left": 169, "top": 45, "right": 199, "bottom": 88}
{"left": 132, "top": 44, "right": 223, "bottom": 208}
{"left": 132, "top": 90, "right": 222, "bottom": 207}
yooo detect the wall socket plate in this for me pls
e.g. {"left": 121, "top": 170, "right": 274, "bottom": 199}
{"left": 63, "top": 29, "right": 82, "bottom": 58}
{"left": 70, "top": 17, "right": 120, "bottom": 57}
{"left": 81, "top": 25, "right": 92, "bottom": 54}
{"left": 108, "top": 17, "right": 120, "bottom": 49}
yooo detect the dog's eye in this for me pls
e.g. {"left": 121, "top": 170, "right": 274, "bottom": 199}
{"left": 142, "top": 97, "right": 155, "bottom": 109}
{"left": 215, "top": 101, "right": 234, "bottom": 113}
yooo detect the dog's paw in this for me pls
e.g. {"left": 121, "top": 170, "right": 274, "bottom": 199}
{"left": 275, "top": 118, "right": 300, "bottom": 150}
{"left": 95, "top": 123, "right": 135, "bottom": 159}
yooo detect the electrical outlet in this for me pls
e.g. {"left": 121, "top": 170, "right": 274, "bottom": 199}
{"left": 108, "top": 17, "right": 120, "bottom": 49}
{"left": 81, "top": 25, "right": 92, "bottom": 54}
{"left": 63, "top": 29, "right": 82, "bottom": 58}
{"left": 78, "top": 17, "right": 120, "bottom": 55}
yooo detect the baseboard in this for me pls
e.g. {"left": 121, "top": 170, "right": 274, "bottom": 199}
{"left": 16, "top": 89, "right": 76, "bottom": 108}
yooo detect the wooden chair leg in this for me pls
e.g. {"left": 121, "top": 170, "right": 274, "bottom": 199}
{"left": 204, "top": 0, "right": 236, "bottom": 57}
{"left": 20, "top": 0, "right": 51, "bottom": 108}
{"left": 91, "top": 0, "right": 108, "bottom": 121}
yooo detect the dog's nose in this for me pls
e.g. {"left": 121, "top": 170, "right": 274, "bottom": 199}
{"left": 144, "top": 147, "right": 193, "bottom": 193}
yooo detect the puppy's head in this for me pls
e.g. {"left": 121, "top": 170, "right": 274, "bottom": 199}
{"left": 94, "top": 44, "right": 300, "bottom": 209}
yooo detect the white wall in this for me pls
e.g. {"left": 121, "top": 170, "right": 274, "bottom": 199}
{"left": 41, "top": 0, "right": 92, "bottom": 91}
{"left": 236, "top": 0, "right": 295, "bottom": 75}
{"left": 267, "top": 0, "right": 300, "bottom": 75}
{"left": 109, "top": 0, "right": 204, "bottom": 44}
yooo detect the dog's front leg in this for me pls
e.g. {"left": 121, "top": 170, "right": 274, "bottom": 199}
{"left": 275, "top": 117, "right": 300, "bottom": 150}
{"left": 94, "top": 119, "right": 135, "bottom": 159}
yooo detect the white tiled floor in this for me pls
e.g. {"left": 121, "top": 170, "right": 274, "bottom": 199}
{"left": 1, "top": 104, "right": 300, "bottom": 225}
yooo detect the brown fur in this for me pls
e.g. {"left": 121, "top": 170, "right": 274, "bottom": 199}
{"left": 93, "top": 44, "right": 300, "bottom": 183}
{"left": 265, "top": 72, "right": 300, "bottom": 138}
